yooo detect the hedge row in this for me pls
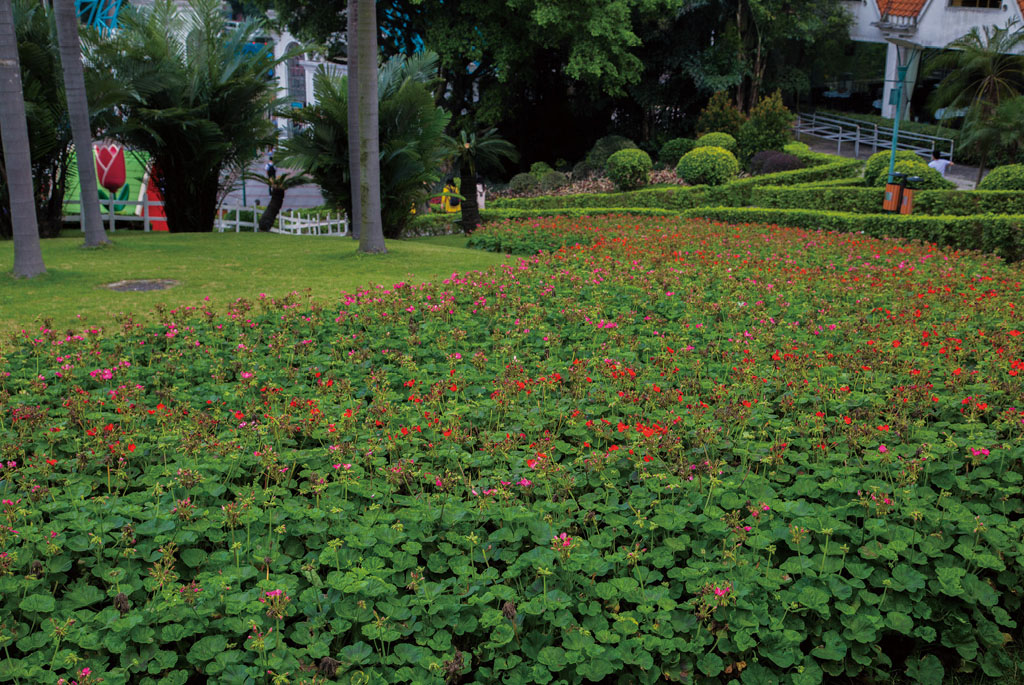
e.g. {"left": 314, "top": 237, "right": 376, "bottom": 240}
{"left": 490, "top": 157, "right": 863, "bottom": 212}
{"left": 750, "top": 187, "right": 1024, "bottom": 216}
{"left": 681, "top": 206, "right": 1024, "bottom": 262}
{"left": 407, "top": 207, "right": 681, "bottom": 236}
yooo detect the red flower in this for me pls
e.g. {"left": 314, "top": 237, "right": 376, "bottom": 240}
{"left": 877, "top": 425, "right": 889, "bottom": 431}
{"left": 234, "top": 411, "right": 244, "bottom": 420}
{"left": 94, "top": 143, "right": 126, "bottom": 193}
{"left": 45, "top": 458, "right": 57, "bottom": 466}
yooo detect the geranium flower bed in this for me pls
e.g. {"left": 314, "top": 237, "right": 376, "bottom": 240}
{"left": 1, "top": 215, "right": 1022, "bottom": 684}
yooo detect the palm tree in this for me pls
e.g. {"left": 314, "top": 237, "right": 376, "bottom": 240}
{"left": 54, "top": 0, "right": 106, "bottom": 247}
{"left": 930, "top": 20, "right": 1024, "bottom": 185}
{"left": 353, "top": 0, "right": 385, "bottom": 253}
{"left": 246, "top": 171, "right": 311, "bottom": 232}
{"left": 346, "top": 4, "right": 361, "bottom": 241}
{"left": 960, "top": 95, "right": 1024, "bottom": 178}
{"left": 445, "top": 128, "right": 518, "bottom": 234}
{"left": 85, "top": 0, "right": 286, "bottom": 232}
{"left": 284, "top": 52, "right": 449, "bottom": 239}
{"left": 0, "top": 0, "right": 46, "bottom": 277}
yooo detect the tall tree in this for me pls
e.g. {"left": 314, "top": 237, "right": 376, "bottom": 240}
{"left": 54, "top": 0, "right": 106, "bottom": 247}
{"left": 346, "top": 4, "right": 361, "bottom": 240}
{"left": 930, "top": 20, "right": 1024, "bottom": 185}
{"left": 354, "top": 0, "right": 385, "bottom": 253}
{"left": 0, "top": 0, "right": 46, "bottom": 276}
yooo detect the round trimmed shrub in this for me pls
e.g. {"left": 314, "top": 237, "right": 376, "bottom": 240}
{"left": 978, "top": 164, "right": 1024, "bottom": 190}
{"left": 695, "top": 132, "right": 738, "bottom": 155}
{"left": 676, "top": 146, "right": 740, "bottom": 186}
{"left": 529, "top": 161, "right": 554, "bottom": 178}
{"left": 539, "top": 170, "right": 569, "bottom": 191}
{"left": 508, "top": 172, "right": 540, "bottom": 194}
{"left": 748, "top": 150, "right": 804, "bottom": 176}
{"left": 658, "top": 138, "right": 695, "bottom": 168}
{"left": 571, "top": 160, "right": 600, "bottom": 180}
{"left": 606, "top": 148, "right": 653, "bottom": 191}
{"left": 864, "top": 150, "right": 922, "bottom": 184}
{"left": 585, "top": 135, "right": 638, "bottom": 168}
{"left": 870, "top": 159, "right": 955, "bottom": 190}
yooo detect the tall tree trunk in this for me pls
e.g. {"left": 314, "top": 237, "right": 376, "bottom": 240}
{"left": 346, "top": 4, "right": 361, "bottom": 241}
{"left": 54, "top": 0, "right": 107, "bottom": 247}
{"left": 0, "top": 0, "right": 45, "bottom": 277}
{"left": 355, "top": 0, "right": 385, "bottom": 254}
{"left": 258, "top": 186, "right": 285, "bottom": 231}
{"left": 458, "top": 170, "right": 480, "bottom": 234}
{"left": 975, "top": 148, "right": 989, "bottom": 188}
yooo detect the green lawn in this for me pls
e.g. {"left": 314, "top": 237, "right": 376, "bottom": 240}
{"left": 0, "top": 231, "right": 508, "bottom": 335}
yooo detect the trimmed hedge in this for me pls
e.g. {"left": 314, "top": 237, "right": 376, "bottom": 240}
{"left": 606, "top": 148, "right": 653, "bottom": 191}
{"left": 682, "top": 206, "right": 1024, "bottom": 261}
{"left": 676, "top": 146, "right": 739, "bottom": 186}
{"left": 979, "top": 164, "right": 1024, "bottom": 191}
{"left": 694, "top": 132, "right": 738, "bottom": 155}
{"left": 750, "top": 186, "right": 1024, "bottom": 216}
{"left": 407, "top": 207, "right": 682, "bottom": 236}
{"left": 491, "top": 157, "right": 864, "bottom": 211}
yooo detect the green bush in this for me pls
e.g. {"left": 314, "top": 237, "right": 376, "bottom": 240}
{"left": 571, "top": 160, "right": 601, "bottom": 179}
{"left": 863, "top": 149, "right": 925, "bottom": 184}
{"left": 658, "top": 138, "right": 695, "bottom": 168}
{"left": 538, "top": 170, "right": 569, "bottom": 191}
{"left": 978, "top": 164, "right": 1024, "bottom": 191}
{"left": 783, "top": 141, "right": 811, "bottom": 156}
{"left": 737, "top": 90, "right": 794, "bottom": 161}
{"left": 584, "top": 135, "right": 637, "bottom": 168}
{"left": 529, "top": 161, "right": 554, "bottom": 178}
{"left": 605, "top": 148, "right": 653, "bottom": 191}
{"left": 509, "top": 172, "right": 540, "bottom": 194}
{"left": 676, "top": 146, "right": 740, "bottom": 186}
{"left": 683, "top": 206, "right": 1024, "bottom": 261}
{"left": 871, "top": 160, "right": 956, "bottom": 190}
{"left": 696, "top": 91, "right": 745, "bottom": 137}
{"left": 695, "top": 132, "right": 738, "bottom": 155}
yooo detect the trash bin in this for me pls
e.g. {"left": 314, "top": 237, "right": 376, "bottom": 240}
{"left": 883, "top": 172, "right": 907, "bottom": 213}
{"left": 899, "top": 176, "right": 922, "bottom": 215}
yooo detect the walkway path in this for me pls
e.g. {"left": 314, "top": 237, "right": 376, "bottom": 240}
{"left": 800, "top": 134, "right": 983, "bottom": 190}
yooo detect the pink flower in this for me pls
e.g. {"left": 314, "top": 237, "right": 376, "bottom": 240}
{"left": 517, "top": 478, "right": 532, "bottom": 487}
{"left": 878, "top": 444, "right": 888, "bottom": 454}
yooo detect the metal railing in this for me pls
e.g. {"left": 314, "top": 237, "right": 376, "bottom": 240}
{"left": 795, "top": 111, "right": 955, "bottom": 161}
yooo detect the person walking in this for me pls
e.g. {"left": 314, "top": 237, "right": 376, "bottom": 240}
{"left": 265, "top": 157, "right": 277, "bottom": 180}
{"left": 928, "top": 151, "right": 953, "bottom": 177}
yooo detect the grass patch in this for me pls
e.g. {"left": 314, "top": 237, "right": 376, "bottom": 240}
{"left": 0, "top": 231, "right": 507, "bottom": 335}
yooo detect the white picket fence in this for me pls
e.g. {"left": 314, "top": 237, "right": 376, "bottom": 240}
{"left": 64, "top": 196, "right": 348, "bottom": 235}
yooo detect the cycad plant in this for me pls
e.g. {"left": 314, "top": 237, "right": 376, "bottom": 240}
{"left": 245, "top": 170, "right": 312, "bottom": 232}
{"left": 283, "top": 51, "right": 451, "bottom": 239}
{"left": 85, "top": 0, "right": 286, "bottom": 232}
{"left": 930, "top": 20, "right": 1024, "bottom": 184}
{"left": 444, "top": 128, "right": 518, "bottom": 234}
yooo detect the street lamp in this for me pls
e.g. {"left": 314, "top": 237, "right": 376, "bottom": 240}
{"left": 885, "top": 38, "right": 923, "bottom": 184}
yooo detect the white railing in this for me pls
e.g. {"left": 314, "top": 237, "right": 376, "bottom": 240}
{"left": 272, "top": 208, "right": 348, "bottom": 236}
{"left": 64, "top": 196, "right": 346, "bottom": 235}
{"left": 795, "top": 111, "right": 956, "bottom": 161}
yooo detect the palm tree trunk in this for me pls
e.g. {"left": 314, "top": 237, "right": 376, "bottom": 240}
{"left": 346, "top": 4, "right": 361, "bottom": 241}
{"left": 54, "top": 0, "right": 107, "bottom": 247}
{"left": 975, "top": 147, "right": 989, "bottom": 188}
{"left": 459, "top": 169, "right": 480, "bottom": 234}
{"left": 258, "top": 187, "right": 285, "bottom": 231}
{"left": 355, "top": 0, "right": 385, "bottom": 254}
{"left": 0, "top": 0, "right": 45, "bottom": 277}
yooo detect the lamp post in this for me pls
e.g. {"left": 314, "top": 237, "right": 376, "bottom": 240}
{"left": 885, "top": 38, "right": 923, "bottom": 184}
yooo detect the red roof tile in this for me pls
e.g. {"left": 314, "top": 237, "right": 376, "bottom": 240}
{"left": 876, "top": 0, "right": 928, "bottom": 17}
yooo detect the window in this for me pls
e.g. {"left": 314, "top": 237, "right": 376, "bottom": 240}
{"left": 949, "top": 0, "right": 1001, "bottom": 8}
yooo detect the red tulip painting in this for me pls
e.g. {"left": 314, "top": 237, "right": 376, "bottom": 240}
{"left": 94, "top": 143, "right": 126, "bottom": 193}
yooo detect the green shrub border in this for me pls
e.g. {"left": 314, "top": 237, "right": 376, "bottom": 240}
{"left": 490, "top": 157, "right": 863, "bottom": 211}
{"left": 681, "top": 206, "right": 1024, "bottom": 262}
{"left": 750, "top": 187, "right": 1024, "bottom": 216}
